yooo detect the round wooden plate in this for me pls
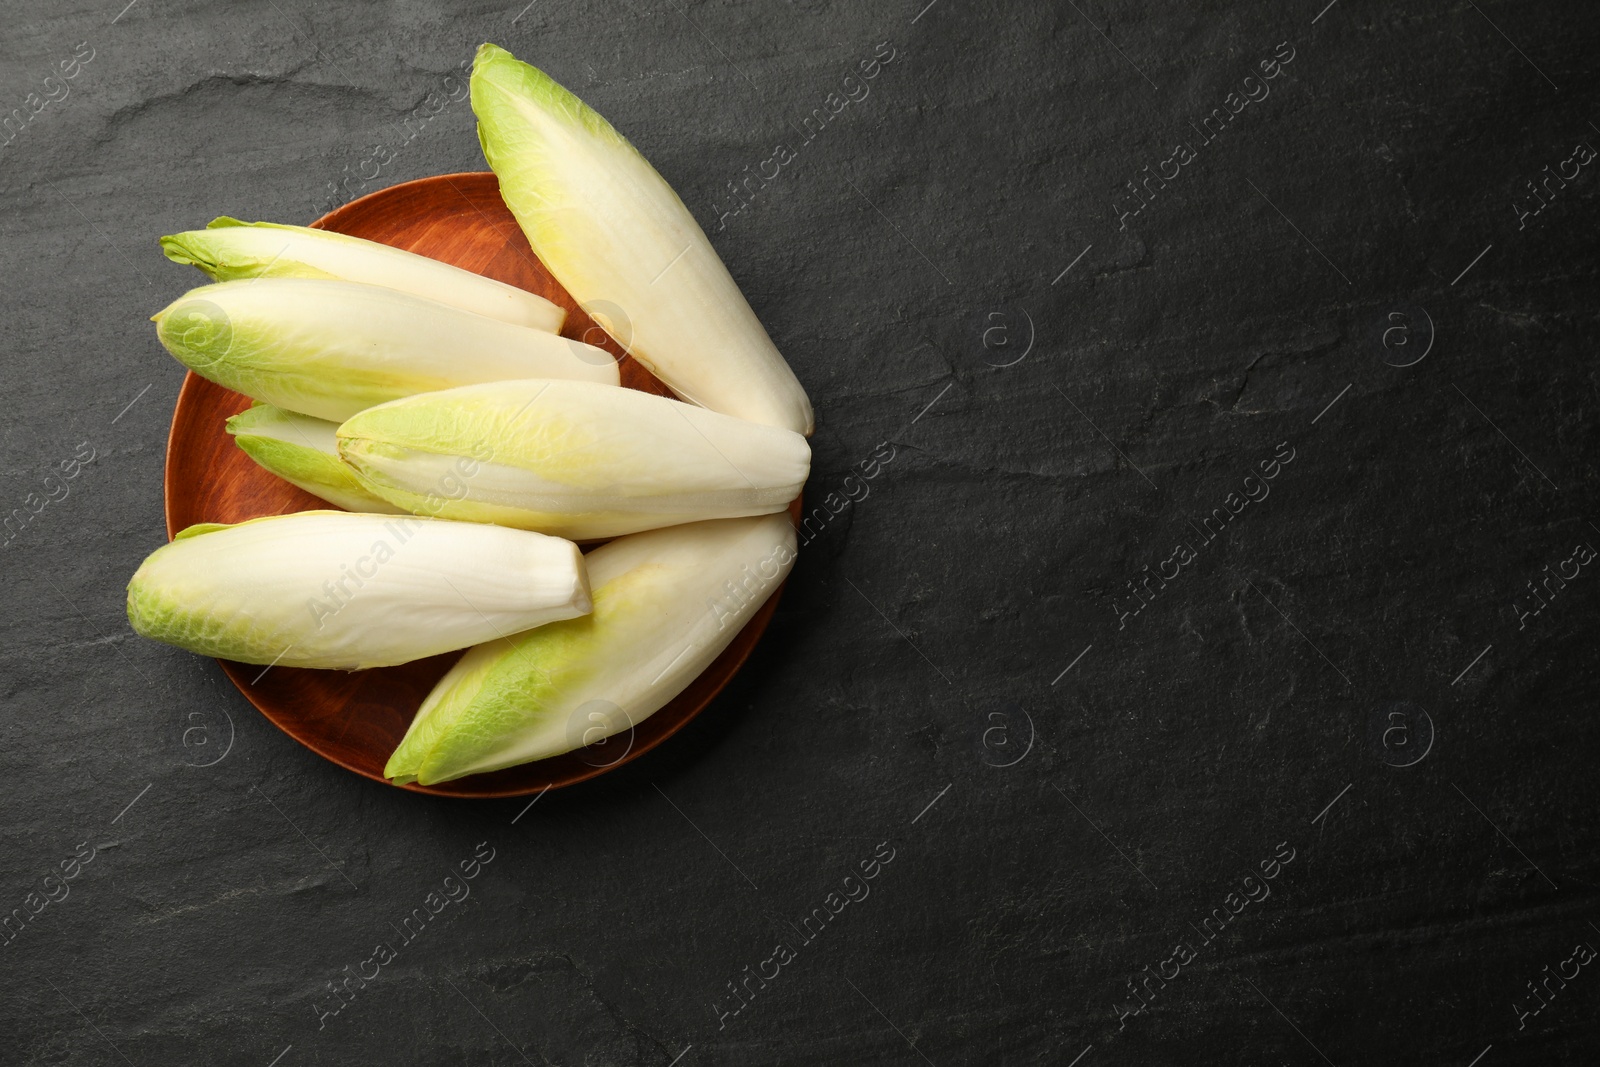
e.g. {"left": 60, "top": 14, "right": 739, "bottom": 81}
{"left": 163, "top": 172, "right": 796, "bottom": 798}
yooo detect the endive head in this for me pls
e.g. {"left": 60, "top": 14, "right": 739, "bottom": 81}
{"left": 156, "top": 278, "right": 537, "bottom": 421}
{"left": 127, "top": 510, "right": 592, "bottom": 671}
{"left": 335, "top": 378, "right": 810, "bottom": 525}
{"left": 385, "top": 514, "right": 796, "bottom": 784}
{"left": 469, "top": 42, "right": 813, "bottom": 437}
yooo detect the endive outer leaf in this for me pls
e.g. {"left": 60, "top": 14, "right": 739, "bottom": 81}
{"left": 385, "top": 513, "right": 796, "bottom": 784}
{"left": 336, "top": 379, "right": 810, "bottom": 540}
{"left": 127, "top": 511, "right": 591, "bottom": 670}
{"left": 226, "top": 403, "right": 406, "bottom": 514}
{"left": 471, "top": 43, "right": 814, "bottom": 435}
{"left": 154, "top": 278, "right": 619, "bottom": 422}
{"left": 161, "top": 217, "right": 567, "bottom": 332}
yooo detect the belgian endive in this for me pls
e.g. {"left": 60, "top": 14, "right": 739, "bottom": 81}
{"left": 471, "top": 43, "right": 814, "bottom": 435}
{"left": 386, "top": 513, "right": 796, "bottom": 784}
{"left": 162, "top": 217, "right": 567, "bottom": 332}
{"left": 127, "top": 512, "right": 590, "bottom": 670}
{"left": 226, "top": 403, "right": 404, "bottom": 514}
{"left": 155, "top": 278, "right": 619, "bottom": 423}
{"left": 336, "top": 379, "right": 810, "bottom": 540}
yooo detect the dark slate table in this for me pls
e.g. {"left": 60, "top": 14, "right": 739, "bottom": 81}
{"left": 3, "top": 1, "right": 1597, "bottom": 1064}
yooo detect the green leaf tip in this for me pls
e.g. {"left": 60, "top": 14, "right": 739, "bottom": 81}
{"left": 470, "top": 42, "right": 627, "bottom": 149}
{"left": 157, "top": 232, "right": 205, "bottom": 271}
{"left": 222, "top": 403, "right": 263, "bottom": 436}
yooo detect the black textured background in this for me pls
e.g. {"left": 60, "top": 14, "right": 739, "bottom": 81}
{"left": 3, "top": 1, "right": 1597, "bottom": 1064}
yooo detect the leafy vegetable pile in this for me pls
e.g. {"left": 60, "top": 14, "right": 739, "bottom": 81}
{"left": 129, "top": 44, "right": 813, "bottom": 786}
